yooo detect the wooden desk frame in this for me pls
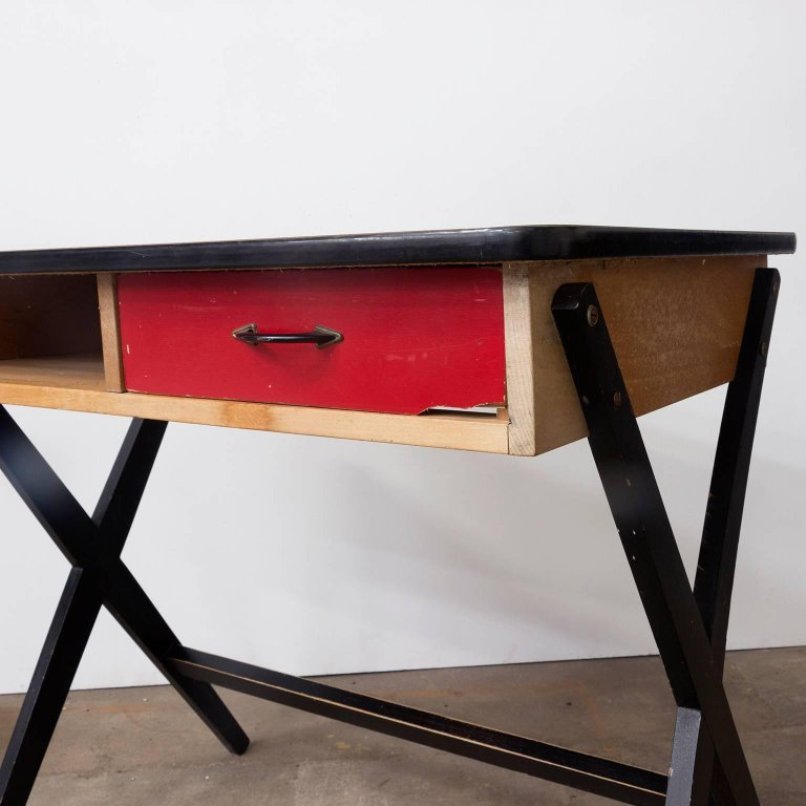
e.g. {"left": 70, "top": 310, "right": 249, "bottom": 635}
{"left": 0, "top": 265, "right": 778, "bottom": 805}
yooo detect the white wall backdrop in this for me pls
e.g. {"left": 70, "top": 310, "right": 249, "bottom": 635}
{"left": 0, "top": 1, "right": 804, "bottom": 694}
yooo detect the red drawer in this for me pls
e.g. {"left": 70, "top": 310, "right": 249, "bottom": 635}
{"left": 117, "top": 267, "right": 505, "bottom": 415}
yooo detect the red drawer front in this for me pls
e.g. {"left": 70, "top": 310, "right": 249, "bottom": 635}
{"left": 117, "top": 267, "right": 505, "bottom": 415}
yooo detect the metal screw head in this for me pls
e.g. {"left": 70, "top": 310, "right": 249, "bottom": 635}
{"left": 586, "top": 305, "right": 599, "bottom": 327}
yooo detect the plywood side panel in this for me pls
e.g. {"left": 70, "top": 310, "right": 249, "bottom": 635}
{"left": 521, "top": 255, "right": 763, "bottom": 455}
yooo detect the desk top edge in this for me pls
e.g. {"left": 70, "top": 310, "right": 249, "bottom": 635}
{"left": 0, "top": 225, "right": 795, "bottom": 275}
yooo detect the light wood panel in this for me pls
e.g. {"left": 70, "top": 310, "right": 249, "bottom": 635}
{"left": 0, "top": 355, "right": 106, "bottom": 390}
{"left": 97, "top": 274, "right": 125, "bottom": 391}
{"left": 502, "top": 254, "right": 763, "bottom": 456}
{"left": 502, "top": 265, "right": 535, "bottom": 455}
{"left": 0, "top": 381, "right": 509, "bottom": 453}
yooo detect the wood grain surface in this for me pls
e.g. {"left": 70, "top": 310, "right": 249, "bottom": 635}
{"left": 0, "top": 381, "right": 509, "bottom": 453}
{"left": 97, "top": 273, "right": 125, "bottom": 391}
{"left": 503, "top": 254, "right": 763, "bottom": 455}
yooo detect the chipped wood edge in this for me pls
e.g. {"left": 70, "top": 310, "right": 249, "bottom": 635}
{"left": 97, "top": 273, "right": 125, "bottom": 391}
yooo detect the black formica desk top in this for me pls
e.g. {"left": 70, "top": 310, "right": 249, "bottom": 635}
{"left": 0, "top": 225, "right": 796, "bottom": 275}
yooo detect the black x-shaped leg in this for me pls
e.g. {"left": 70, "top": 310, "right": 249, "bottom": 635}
{"left": 552, "top": 268, "right": 779, "bottom": 806}
{"left": 666, "top": 268, "right": 779, "bottom": 805}
{"left": 0, "top": 414, "right": 248, "bottom": 806}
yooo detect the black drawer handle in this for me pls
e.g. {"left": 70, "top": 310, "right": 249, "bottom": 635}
{"left": 232, "top": 322, "right": 343, "bottom": 349}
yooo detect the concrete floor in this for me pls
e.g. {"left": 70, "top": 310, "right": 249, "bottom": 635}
{"left": 1, "top": 647, "right": 804, "bottom": 805}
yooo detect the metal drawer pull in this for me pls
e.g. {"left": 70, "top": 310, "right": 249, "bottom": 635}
{"left": 232, "top": 322, "right": 343, "bottom": 349}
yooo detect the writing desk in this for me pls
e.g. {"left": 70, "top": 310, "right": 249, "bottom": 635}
{"left": 0, "top": 225, "right": 796, "bottom": 804}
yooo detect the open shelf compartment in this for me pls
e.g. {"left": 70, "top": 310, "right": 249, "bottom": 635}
{"left": 0, "top": 274, "right": 119, "bottom": 391}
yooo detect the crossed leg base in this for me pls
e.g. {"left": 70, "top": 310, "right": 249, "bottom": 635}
{"left": 0, "top": 415, "right": 248, "bottom": 806}
{"left": 0, "top": 269, "right": 778, "bottom": 806}
{"left": 553, "top": 267, "right": 779, "bottom": 805}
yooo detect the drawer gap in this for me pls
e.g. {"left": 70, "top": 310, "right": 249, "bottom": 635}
{"left": 422, "top": 405, "right": 504, "bottom": 418}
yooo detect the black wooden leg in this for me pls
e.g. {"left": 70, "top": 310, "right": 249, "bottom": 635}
{"left": 551, "top": 272, "right": 778, "bottom": 806}
{"left": 666, "top": 269, "right": 780, "bottom": 806}
{"left": 0, "top": 413, "right": 248, "bottom": 806}
{"left": 0, "top": 418, "right": 168, "bottom": 805}
{"left": 0, "top": 568, "right": 103, "bottom": 805}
